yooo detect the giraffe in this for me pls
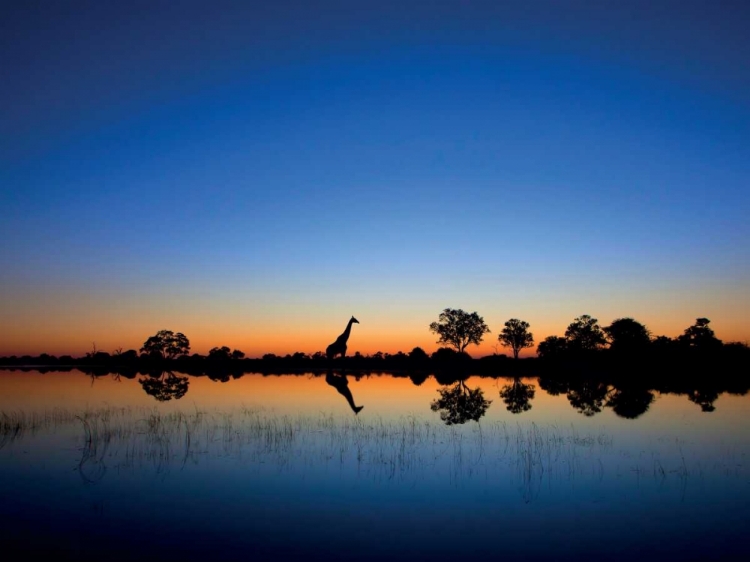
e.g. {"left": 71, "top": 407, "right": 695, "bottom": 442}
{"left": 326, "top": 315, "right": 359, "bottom": 360}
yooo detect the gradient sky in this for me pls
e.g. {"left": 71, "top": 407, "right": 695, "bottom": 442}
{"left": 1, "top": 1, "right": 749, "bottom": 357}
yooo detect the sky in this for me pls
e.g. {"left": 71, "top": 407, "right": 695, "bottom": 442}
{"left": 1, "top": 0, "right": 749, "bottom": 358}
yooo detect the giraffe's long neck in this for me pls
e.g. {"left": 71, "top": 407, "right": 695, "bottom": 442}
{"left": 341, "top": 319, "right": 354, "bottom": 342}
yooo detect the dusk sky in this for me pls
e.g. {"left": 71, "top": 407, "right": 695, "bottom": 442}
{"left": 2, "top": 1, "right": 749, "bottom": 358}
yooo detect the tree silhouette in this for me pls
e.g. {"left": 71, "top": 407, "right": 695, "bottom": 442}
{"left": 537, "top": 336, "right": 568, "bottom": 359}
{"left": 139, "top": 371, "right": 189, "bottom": 401}
{"left": 140, "top": 330, "right": 190, "bottom": 360}
{"left": 498, "top": 318, "right": 534, "bottom": 359}
{"left": 604, "top": 318, "right": 651, "bottom": 354}
{"left": 208, "top": 346, "right": 244, "bottom": 361}
{"left": 651, "top": 335, "right": 678, "bottom": 354}
{"left": 430, "top": 380, "right": 491, "bottom": 425}
{"left": 678, "top": 318, "right": 723, "bottom": 351}
{"left": 565, "top": 315, "right": 606, "bottom": 352}
{"left": 208, "top": 346, "right": 232, "bottom": 360}
{"left": 408, "top": 346, "right": 429, "bottom": 361}
{"left": 429, "top": 308, "right": 490, "bottom": 353}
{"left": 499, "top": 378, "right": 536, "bottom": 414}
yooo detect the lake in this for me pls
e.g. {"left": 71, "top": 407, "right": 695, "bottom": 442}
{"left": 1, "top": 368, "right": 749, "bottom": 561}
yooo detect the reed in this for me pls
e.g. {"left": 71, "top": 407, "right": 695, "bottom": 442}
{"left": 1, "top": 405, "right": 742, "bottom": 498}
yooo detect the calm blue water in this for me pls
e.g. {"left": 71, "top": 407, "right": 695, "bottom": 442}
{"left": 1, "top": 369, "right": 748, "bottom": 561}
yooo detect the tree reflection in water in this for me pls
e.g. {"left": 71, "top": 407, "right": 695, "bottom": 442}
{"left": 139, "top": 371, "right": 189, "bottom": 402}
{"left": 499, "top": 378, "right": 535, "bottom": 414}
{"left": 430, "top": 380, "right": 491, "bottom": 425}
{"left": 606, "top": 387, "right": 655, "bottom": 419}
{"left": 537, "top": 376, "right": 569, "bottom": 397}
{"left": 566, "top": 380, "right": 610, "bottom": 417}
{"left": 688, "top": 388, "right": 720, "bottom": 412}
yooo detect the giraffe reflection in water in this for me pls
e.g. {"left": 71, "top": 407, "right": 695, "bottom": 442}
{"left": 325, "top": 370, "right": 364, "bottom": 414}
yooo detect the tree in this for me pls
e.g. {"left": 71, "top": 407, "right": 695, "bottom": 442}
{"left": 409, "top": 347, "right": 429, "bottom": 361}
{"left": 651, "top": 335, "right": 678, "bottom": 354}
{"left": 603, "top": 318, "right": 651, "bottom": 354}
{"left": 140, "top": 330, "right": 190, "bottom": 360}
{"left": 208, "top": 346, "right": 232, "bottom": 360}
{"left": 537, "top": 336, "right": 568, "bottom": 359}
{"left": 678, "top": 318, "right": 723, "bottom": 350}
{"left": 208, "top": 346, "right": 245, "bottom": 361}
{"left": 429, "top": 308, "right": 490, "bottom": 354}
{"left": 565, "top": 315, "right": 606, "bottom": 352}
{"left": 498, "top": 318, "right": 534, "bottom": 359}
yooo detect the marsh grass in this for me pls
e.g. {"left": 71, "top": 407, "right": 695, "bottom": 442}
{"left": 1, "top": 408, "right": 78, "bottom": 448}
{"left": 1, "top": 406, "right": 745, "bottom": 499}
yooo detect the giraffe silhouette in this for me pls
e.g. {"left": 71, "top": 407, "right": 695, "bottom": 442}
{"left": 326, "top": 315, "right": 359, "bottom": 360}
{"left": 326, "top": 369, "right": 364, "bottom": 414}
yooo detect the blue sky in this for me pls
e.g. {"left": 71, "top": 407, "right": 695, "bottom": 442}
{"left": 1, "top": 1, "right": 749, "bottom": 356}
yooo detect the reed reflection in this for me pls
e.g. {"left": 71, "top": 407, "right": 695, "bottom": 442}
{"left": 77, "top": 417, "right": 108, "bottom": 484}
{"left": 325, "top": 370, "right": 364, "bottom": 414}
{"left": 499, "top": 378, "right": 536, "bottom": 414}
{"left": 139, "top": 370, "right": 189, "bottom": 402}
{"left": 430, "top": 379, "right": 491, "bottom": 425}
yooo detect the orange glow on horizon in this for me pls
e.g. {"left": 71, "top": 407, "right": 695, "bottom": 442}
{"left": 3, "top": 322, "right": 749, "bottom": 359}
{"left": 1, "top": 289, "right": 748, "bottom": 358}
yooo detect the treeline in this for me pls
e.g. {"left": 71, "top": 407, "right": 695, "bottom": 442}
{"left": 0, "top": 344, "right": 442, "bottom": 374}
{"left": 1, "top": 316, "right": 748, "bottom": 379}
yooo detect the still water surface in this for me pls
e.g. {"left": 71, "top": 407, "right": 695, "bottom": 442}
{"left": 1, "top": 369, "right": 748, "bottom": 561}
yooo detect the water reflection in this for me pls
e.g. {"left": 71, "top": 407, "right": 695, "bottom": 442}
{"left": 606, "top": 387, "right": 655, "bottom": 419}
{"left": 2, "top": 385, "right": 750, "bottom": 562}
{"left": 77, "top": 416, "right": 108, "bottom": 484}
{"left": 430, "top": 379, "right": 491, "bottom": 425}
{"left": 499, "top": 378, "right": 535, "bottom": 414}
{"left": 16, "top": 365, "right": 750, "bottom": 418}
{"left": 139, "top": 370, "right": 190, "bottom": 401}
{"left": 566, "top": 380, "right": 610, "bottom": 417}
{"left": 537, "top": 376, "right": 569, "bottom": 397}
{"left": 688, "top": 388, "right": 720, "bottom": 412}
{"left": 80, "top": 365, "right": 139, "bottom": 387}
{"left": 326, "top": 370, "right": 364, "bottom": 414}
